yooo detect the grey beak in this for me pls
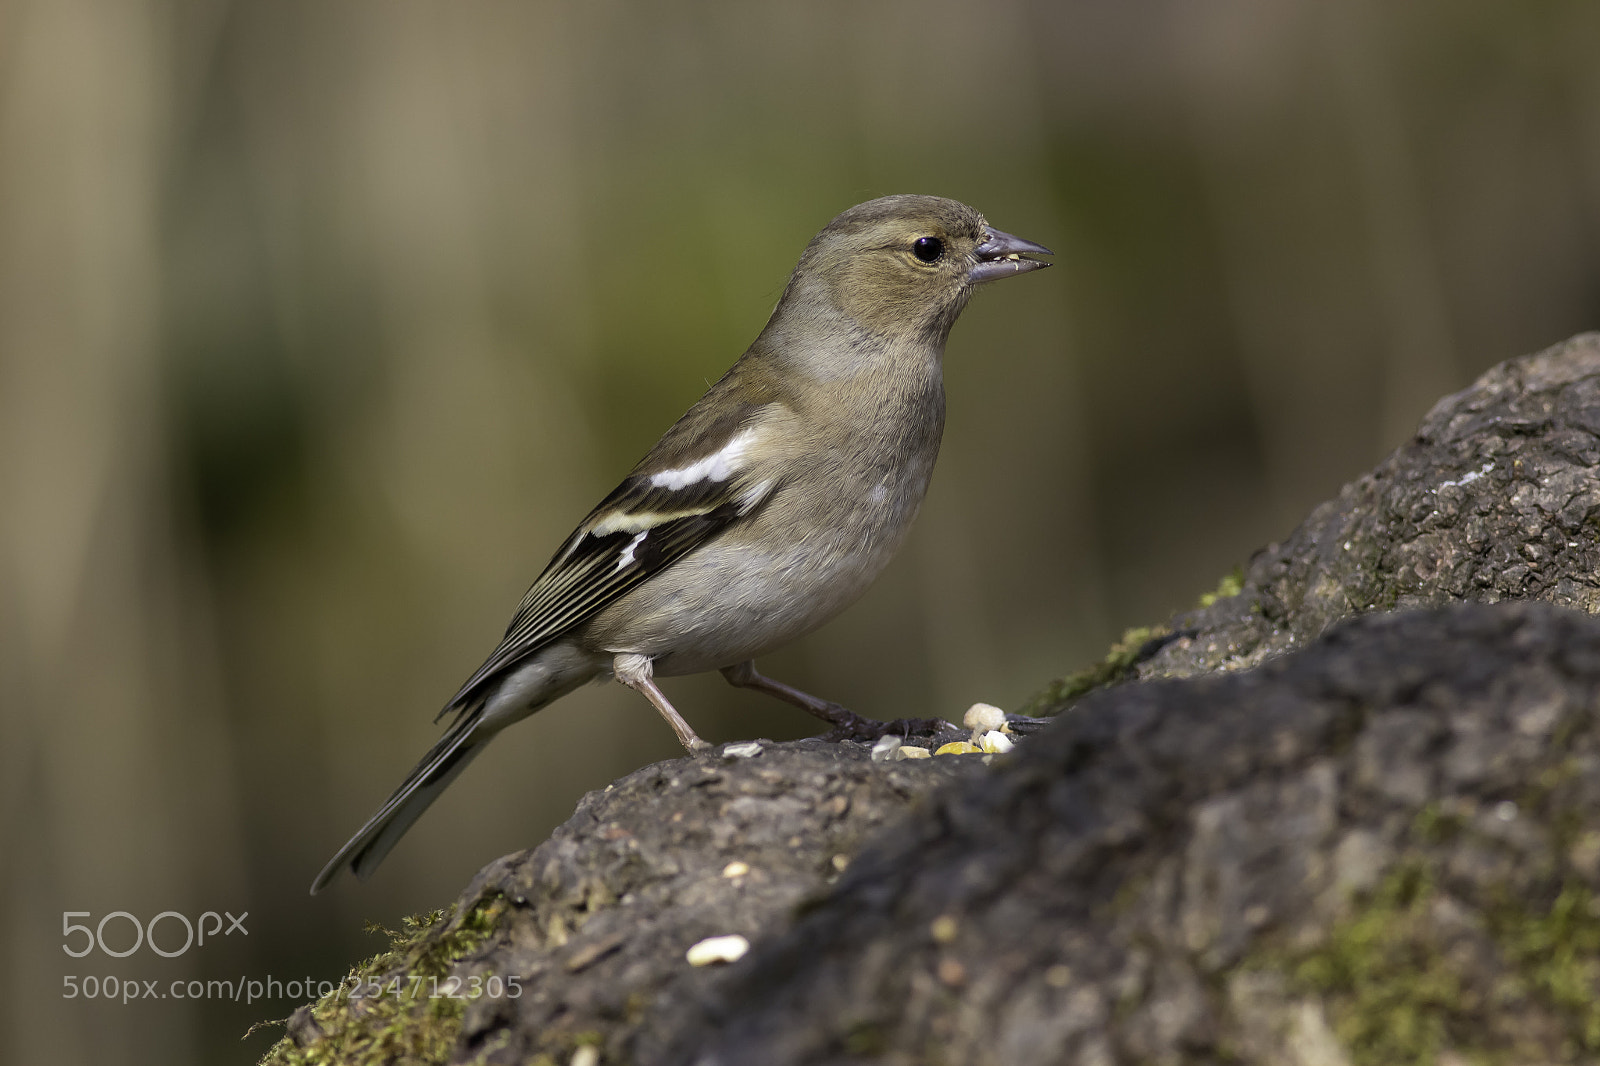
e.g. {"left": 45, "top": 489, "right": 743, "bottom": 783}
{"left": 970, "top": 226, "right": 1053, "bottom": 284}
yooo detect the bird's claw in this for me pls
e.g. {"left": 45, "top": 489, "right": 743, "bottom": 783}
{"left": 819, "top": 709, "right": 953, "bottom": 743}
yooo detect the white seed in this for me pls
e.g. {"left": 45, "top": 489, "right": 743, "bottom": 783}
{"left": 963, "top": 703, "right": 1007, "bottom": 733}
{"left": 894, "top": 745, "right": 931, "bottom": 760}
{"left": 722, "top": 861, "right": 750, "bottom": 878}
{"left": 722, "top": 741, "right": 762, "bottom": 758}
{"left": 977, "top": 730, "right": 1015, "bottom": 754}
{"left": 870, "top": 735, "right": 903, "bottom": 762}
{"left": 571, "top": 1047, "right": 599, "bottom": 1066}
{"left": 686, "top": 934, "right": 750, "bottom": 966}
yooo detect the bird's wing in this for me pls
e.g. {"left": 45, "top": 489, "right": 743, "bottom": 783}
{"left": 439, "top": 407, "right": 781, "bottom": 717}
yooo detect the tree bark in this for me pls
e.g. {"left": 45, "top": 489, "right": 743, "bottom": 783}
{"left": 265, "top": 333, "right": 1600, "bottom": 1066}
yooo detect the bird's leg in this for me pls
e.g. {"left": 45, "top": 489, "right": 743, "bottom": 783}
{"left": 614, "top": 653, "right": 713, "bottom": 754}
{"left": 720, "top": 660, "right": 953, "bottom": 742}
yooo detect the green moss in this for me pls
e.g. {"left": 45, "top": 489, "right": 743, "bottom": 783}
{"left": 257, "top": 896, "right": 508, "bottom": 1066}
{"left": 1018, "top": 567, "right": 1247, "bottom": 717}
{"left": 1197, "top": 566, "right": 1245, "bottom": 608}
{"left": 1017, "top": 625, "right": 1168, "bottom": 715}
{"left": 1412, "top": 803, "right": 1466, "bottom": 845}
{"left": 1258, "top": 851, "right": 1600, "bottom": 1066}
{"left": 1488, "top": 882, "right": 1600, "bottom": 1053}
{"left": 1290, "top": 862, "right": 1466, "bottom": 1066}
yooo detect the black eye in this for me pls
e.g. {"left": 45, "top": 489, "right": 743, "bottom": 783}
{"left": 912, "top": 236, "right": 944, "bottom": 263}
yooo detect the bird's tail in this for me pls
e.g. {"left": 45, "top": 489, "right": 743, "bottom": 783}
{"left": 310, "top": 706, "right": 489, "bottom": 894}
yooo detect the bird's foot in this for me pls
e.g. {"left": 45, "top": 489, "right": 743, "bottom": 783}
{"left": 717, "top": 661, "right": 956, "bottom": 743}
{"left": 817, "top": 705, "right": 955, "bottom": 743}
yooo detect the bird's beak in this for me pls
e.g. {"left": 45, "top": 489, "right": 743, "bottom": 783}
{"left": 969, "top": 226, "right": 1053, "bottom": 284}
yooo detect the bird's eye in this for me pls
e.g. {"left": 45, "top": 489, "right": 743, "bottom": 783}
{"left": 912, "top": 236, "right": 944, "bottom": 263}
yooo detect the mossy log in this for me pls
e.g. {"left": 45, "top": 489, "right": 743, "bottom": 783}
{"left": 265, "top": 334, "right": 1600, "bottom": 1066}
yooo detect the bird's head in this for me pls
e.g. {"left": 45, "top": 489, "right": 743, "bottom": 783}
{"left": 784, "top": 194, "right": 1052, "bottom": 343}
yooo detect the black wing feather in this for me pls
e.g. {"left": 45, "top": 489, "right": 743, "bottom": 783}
{"left": 437, "top": 489, "right": 757, "bottom": 718}
{"left": 436, "top": 380, "right": 788, "bottom": 719}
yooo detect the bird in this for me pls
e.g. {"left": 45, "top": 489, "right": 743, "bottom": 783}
{"left": 311, "top": 194, "right": 1051, "bottom": 893}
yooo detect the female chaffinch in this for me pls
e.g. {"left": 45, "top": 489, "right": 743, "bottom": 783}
{"left": 313, "top": 194, "right": 1050, "bottom": 892}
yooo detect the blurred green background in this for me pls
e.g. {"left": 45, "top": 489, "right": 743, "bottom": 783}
{"left": 3, "top": 2, "right": 1598, "bottom": 1062}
